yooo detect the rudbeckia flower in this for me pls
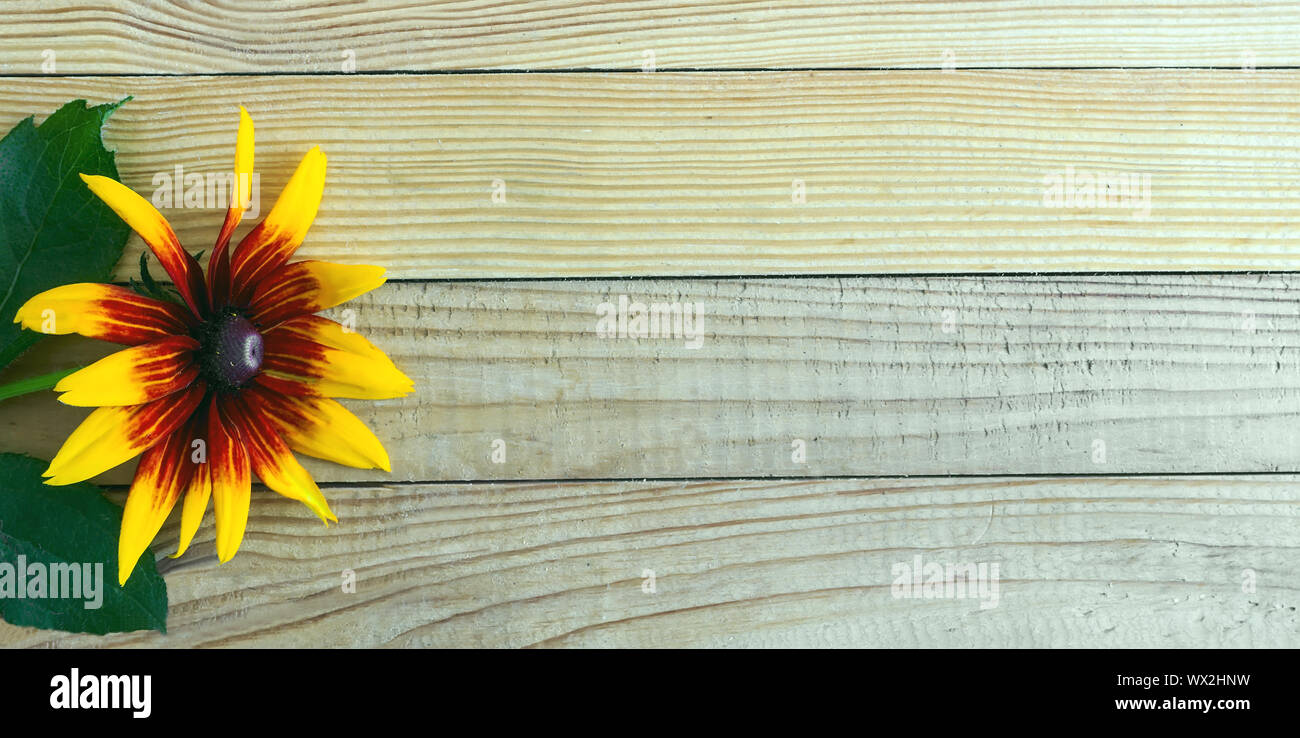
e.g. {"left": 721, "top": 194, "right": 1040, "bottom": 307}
{"left": 13, "top": 107, "right": 413, "bottom": 585}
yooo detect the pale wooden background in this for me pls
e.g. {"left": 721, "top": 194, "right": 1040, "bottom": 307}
{"left": 1, "top": 1, "right": 1299, "bottom": 647}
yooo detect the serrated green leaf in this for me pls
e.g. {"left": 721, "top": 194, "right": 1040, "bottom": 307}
{"left": 0, "top": 98, "right": 132, "bottom": 370}
{"left": 0, "top": 453, "right": 167, "bottom": 635}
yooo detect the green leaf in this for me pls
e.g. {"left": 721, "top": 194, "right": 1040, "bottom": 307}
{"left": 0, "top": 453, "right": 167, "bottom": 634}
{"left": 0, "top": 98, "right": 132, "bottom": 371}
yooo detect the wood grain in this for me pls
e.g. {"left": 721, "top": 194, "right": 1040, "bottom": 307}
{"left": 2, "top": 1, "right": 1299, "bottom": 73}
{"left": 1, "top": 475, "right": 1294, "bottom": 648}
{"left": 2, "top": 7, "right": 1297, "bottom": 650}
{"left": 3, "top": 72, "right": 1300, "bottom": 277}
{"left": 3, "top": 275, "right": 1299, "bottom": 483}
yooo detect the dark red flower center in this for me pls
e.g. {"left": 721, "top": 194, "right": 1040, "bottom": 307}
{"left": 198, "top": 310, "right": 264, "bottom": 390}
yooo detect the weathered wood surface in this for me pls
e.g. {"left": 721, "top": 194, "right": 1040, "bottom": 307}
{"left": 3, "top": 4, "right": 1299, "bottom": 650}
{"left": 4, "top": 72, "right": 1300, "bottom": 277}
{"left": 3, "top": 1, "right": 1299, "bottom": 73}
{"left": 4, "top": 276, "right": 1300, "bottom": 484}
{"left": 1, "top": 475, "right": 1294, "bottom": 648}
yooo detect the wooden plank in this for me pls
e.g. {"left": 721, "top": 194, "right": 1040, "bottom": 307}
{"left": 3, "top": 1, "right": 1299, "bottom": 73}
{"left": 3, "top": 275, "right": 1299, "bottom": 482}
{"left": 3, "top": 72, "right": 1300, "bottom": 277}
{"left": 1, "top": 475, "right": 1294, "bottom": 648}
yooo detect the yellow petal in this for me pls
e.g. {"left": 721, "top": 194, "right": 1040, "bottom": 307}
{"left": 13, "top": 283, "right": 190, "bottom": 345}
{"left": 226, "top": 397, "right": 336, "bottom": 525}
{"left": 80, "top": 174, "right": 178, "bottom": 256}
{"left": 44, "top": 384, "right": 205, "bottom": 486}
{"left": 229, "top": 146, "right": 327, "bottom": 299}
{"left": 209, "top": 401, "right": 251, "bottom": 563}
{"left": 210, "top": 105, "right": 256, "bottom": 300}
{"left": 262, "top": 315, "right": 413, "bottom": 400}
{"left": 54, "top": 336, "right": 198, "bottom": 407}
{"left": 118, "top": 424, "right": 199, "bottom": 584}
{"left": 233, "top": 106, "right": 255, "bottom": 209}
{"left": 250, "top": 387, "right": 391, "bottom": 472}
{"left": 79, "top": 174, "right": 205, "bottom": 315}
{"left": 172, "top": 458, "right": 212, "bottom": 558}
{"left": 249, "top": 261, "right": 387, "bottom": 326}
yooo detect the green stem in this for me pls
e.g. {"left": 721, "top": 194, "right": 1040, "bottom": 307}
{"left": 0, "top": 367, "right": 80, "bottom": 403}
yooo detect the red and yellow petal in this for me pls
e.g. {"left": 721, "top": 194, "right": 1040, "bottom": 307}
{"left": 14, "top": 283, "right": 192, "bottom": 345}
{"left": 43, "top": 381, "right": 206, "bottom": 486}
{"left": 247, "top": 261, "right": 386, "bottom": 327}
{"left": 172, "top": 451, "right": 212, "bottom": 559}
{"left": 117, "top": 413, "right": 204, "bottom": 585}
{"left": 208, "top": 399, "right": 252, "bottom": 563}
{"left": 79, "top": 174, "right": 208, "bottom": 316}
{"left": 54, "top": 335, "right": 199, "bottom": 407}
{"left": 244, "top": 384, "right": 391, "bottom": 471}
{"left": 223, "top": 396, "right": 336, "bottom": 524}
{"left": 228, "top": 146, "right": 327, "bottom": 303}
{"left": 261, "top": 315, "right": 413, "bottom": 400}
{"left": 208, "top": 106, "right": 255, "bottom": 307}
